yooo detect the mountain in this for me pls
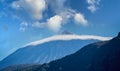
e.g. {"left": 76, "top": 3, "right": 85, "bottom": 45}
{"left": 1, "top": 32, "right": 119, "bottom": 71}
{"left": 38, "top": 33, "right": 120, "bottom": 71}
{"left": 0, "top": 34, "right": 110, "bottom": 70}
{"left": 59, "top": 30, "right": 73, "bottom": 35}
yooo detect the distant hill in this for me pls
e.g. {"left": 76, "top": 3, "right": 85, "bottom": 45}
{"left": 0, "top": 34, "right": 110, "bottom": 70}
{"left": 1, "top": 32, "right": 119, "bottom": 71}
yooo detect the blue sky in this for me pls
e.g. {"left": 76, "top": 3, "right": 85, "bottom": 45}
{"left": 0, "top": 0, "right": 120, "bottom": 61}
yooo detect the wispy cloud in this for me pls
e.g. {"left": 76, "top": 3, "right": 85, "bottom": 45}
{"left": 19, "top": 22, "right": 28, "bottom": 32}
{"left": 32, "top": 22, "right": 44, "bottom": 28}
{"left": 86, "top": 0, "right": 100, "bottom": 13}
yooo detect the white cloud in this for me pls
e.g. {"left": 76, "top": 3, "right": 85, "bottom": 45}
{"left": 12, "top": 0, "right": 46, "bottom": 20}
{"left": 19, "top": 27, "right": 26, "bottom": 32}
{"left": 88, "top": 5, "right": 96, "bottom": 13}
{"left": 19, "top": 22, "right": 28, "bottom": 32}
{"left": 20, "top": 22, "right": 28, "bottom": 27}
{"left": 74, "top": 13, "right": 88, "bottom": 25}
{"left": 47, "top": 15, "right": 63, "bottom": 32}
{"left": 86, "top": 0, "right": 100, "bottom": 13}
{"left": 12, "top": 2, "right": 20, "bottom": 9}
{"left": 11, "top": 0, "right": 89, "bottom": 32}
{"left": 32, "top": 21, "right": 44, "bottom": 28}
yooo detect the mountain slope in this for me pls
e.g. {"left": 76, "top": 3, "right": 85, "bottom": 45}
{"left": 0, "top": 34, "right": 110, "bottom": 70}
{"left": 40, "top": 32, "right": 120, "bottom": 71}
{"left": 1, "top": 32, "right": 119, "bottom": 71}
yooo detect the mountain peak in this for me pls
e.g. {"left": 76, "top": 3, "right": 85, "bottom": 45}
{"left": 117, "top": 32, "right": 120, "bottom": 38}
{"left": 60, "top": 30, "right": 73, "bottom": 35}
{"left": 112, "top": 32, "right": 120, "bottom": 40}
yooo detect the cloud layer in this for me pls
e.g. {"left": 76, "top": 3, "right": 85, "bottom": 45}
{"left": 26, "top": 34, "right": 112, "bottom": 46}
